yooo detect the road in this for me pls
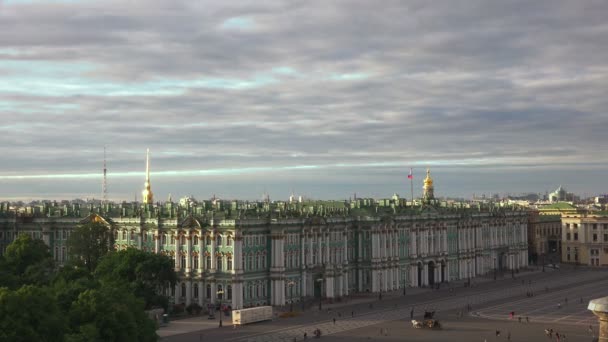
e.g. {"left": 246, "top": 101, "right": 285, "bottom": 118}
{"left": 161, "top": 267, "right": 607, "bottom": 342}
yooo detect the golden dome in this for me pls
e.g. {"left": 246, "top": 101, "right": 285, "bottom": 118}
{"left": 423, "top": 168, "right": 433, "bottom": 187}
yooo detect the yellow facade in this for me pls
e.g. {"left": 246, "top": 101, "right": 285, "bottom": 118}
{"left": 561, "top": 213, "right": 608, "bottom": 266}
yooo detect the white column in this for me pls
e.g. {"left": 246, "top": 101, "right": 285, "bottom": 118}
{"left": 210, "top": 233, "right": 216, "bottom": 271}
{"left": 154, "top": 233, "right": 160, "bottom": 254}
{"left": 175, "top": 233, "right": 181, "bottom": 271}
{"left": 198, "top": 236, "right": 204, "bottom": 273}
{"left": 411, "top": 230, "right": 417, "bottom": 256}
{"left": 186, "top": 281, "right": 192, "bottom": 305}
{"left": 186, "top": 233, "right": 192, "bottom": 272}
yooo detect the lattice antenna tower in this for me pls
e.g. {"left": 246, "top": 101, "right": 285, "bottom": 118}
{"left": 102, "top": 146, "right": 108, "bottom": 205}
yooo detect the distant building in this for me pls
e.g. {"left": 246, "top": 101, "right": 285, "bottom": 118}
{"left": 0, "top": 160, "right": 528, "bottom": 309}
{"left": 549, "top": 185, "right": 576, "bottom": 203}
{"left": 562, "top": 212, "right": 608, "bottom": 266}
{"left": 527, "top": 211, "right": 561, "bottom": 264}
{"left": 537, "top": 202, "right": 580, "bottom": 216}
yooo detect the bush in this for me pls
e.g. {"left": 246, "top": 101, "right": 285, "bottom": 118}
{"left": 186, "top": 303, "right": 202, "bottom": 315}
{"left": 172, "top": 303, "right": 185, "bottom": 314}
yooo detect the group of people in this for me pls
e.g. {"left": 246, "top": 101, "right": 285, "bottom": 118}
{"left": 544, "top": 328, "right": 566, "bottom": 341}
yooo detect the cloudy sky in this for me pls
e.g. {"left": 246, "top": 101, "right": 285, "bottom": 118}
{"left": 0, "top": 0, "right": 607, "bottom": 202}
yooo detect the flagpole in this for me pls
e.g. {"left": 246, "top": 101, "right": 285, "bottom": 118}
{"left": 410, "top": 168, "right": 414, "bottom": 206}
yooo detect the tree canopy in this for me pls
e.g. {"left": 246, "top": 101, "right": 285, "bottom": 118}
{"left": 0, "top": 233, "right": 173, "bottom": 341}
{"left": 67, "top": 222, "right": 111, "bottom": 272}
{"left": 95, "top": 248, "right": 177, "bottom": 310}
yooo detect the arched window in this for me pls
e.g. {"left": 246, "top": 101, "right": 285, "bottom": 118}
{"left": 256, "top": 284, "right": 260, "bottom": 298}
{"left": 54, "top": 247, "right": 58, "bottom": 261}
{"left": 180, "top": 235, "right": 186, "bottom": 245}
{"left": 161, "top": 234, "right": 166, "bottom": 245}
{"left": 180, "top": 254, "right": 186, "bottom": 269}
{"left": 227, "top": 256, "right": 233, "bottom": 271}
{"left": 114, "top": 230, "right": 118, "bottom": 240}
{"left": 61, "top": 247, "right": 66, "bottom": 262}
{"left": 217, "top": 256, "right": 222, "bottom": 271}
{"left": 181, "top": 283, "right": 186, "bottom": 297}
{"left": 217, "top": 284, "right": 223, "bottom": 299}
{"left": 122, "top": 230, "right": 126, "bottom": 240}
{"left": 170, "top": 235, "right": 175, "bottom": 244}
{"left": 206, "top": 284, "right": 211, "bottom": 298}
{"left": 206, "top": 236, "right": 211, "bottom": 245}
{"left": 193, "top": 284, "right": 199, "bottom": 298}
{"left": 193, "top": 255, "right": 199, "bottom": 269}
{"left": 216, "top": 235, "right": 222, "bottom": 246}
{"left": 227, "top": 236, "right": 232, "bottom": 246}
{"left": 255, "top": 255, "right": 260, "bottom": 269}
{"left": 206, "top": 256, "right": 211, "bottom": 269}
{"left": 227, "top": 285, "right": 232, "bottom": 300}
{"left": 248, "top": 255, "right": 252, "bottom": 270}
{"left": 194, "top": 235, "right": 199, "bottom": 245}
{"left": 130, "top": 230, "right": 134, "bottom": 241}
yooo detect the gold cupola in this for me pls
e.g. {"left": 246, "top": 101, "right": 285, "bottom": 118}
{"left": 423, "top": 168, "right": 435, "bottom": 201}
{"left": 142, "top": 148, "right": 154, "bottom": 204}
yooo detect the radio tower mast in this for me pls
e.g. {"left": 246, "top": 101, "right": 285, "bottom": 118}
{"left": 102, "top": 146, "right": 108, "bottom": 205}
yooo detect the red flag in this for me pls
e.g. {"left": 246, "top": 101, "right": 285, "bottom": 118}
{"left": 407, "top": 168, "right": 413, "bottom": 179}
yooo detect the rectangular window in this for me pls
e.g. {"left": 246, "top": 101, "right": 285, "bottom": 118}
{"left": 604, "top": 234, "right": 607, "bottom": 242}
{"left": 593, "top": 224, "right": 598, "bottom": 230}
{"left": 574, "top": 224, "right": 578, "bottom": 229}
{"left": 566, "top": 233, "right": 571, "bottom": 240}
{"left": 574, "top": 233, "right": 578, "bottom": 241}
{"left": 594, "top": 234, "right": 598, "bottom": 242}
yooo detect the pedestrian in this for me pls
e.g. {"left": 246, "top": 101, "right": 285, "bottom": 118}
{"left": 589, "top": 325, "right": 593, "bottom": 334}
{"left": 495, "top": 329, "right": 500, "bottom": 337}
{"left": 410, "top": 307, "right": 414, "bottom": 319}
{"left": 526, "top": 316, "right": 529, "bottom": 323}
{"left": 518, "top": 316, "right": 522, "bottom": 323}
{"left": 580, "top": 297, "right": 584, "bottom": 304}
{"left": 556, "top": 332, "right": 560, "bottom": 341}
{"left": 333, "top": 318, "right": 336, "bottom": 325}
{"left": 304, "top": 332, "right": 307, "bottom": 339}
{"left": 380, "top": 328, "right": 384, "bottom": 336}
{"left": 557, "top": 303, "right": 561, "bottom": 309}
{"left": 507, "top": 331, "right": 511, "bottom": 341}
{"left": 351, "top": 311, "right": 354, "bottom": 317}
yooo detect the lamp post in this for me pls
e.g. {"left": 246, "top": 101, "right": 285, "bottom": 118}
{"left": 467, "top": 259, "right": 471, "bottom": 286}
{"left": 316, "top": 278, "right": 323, "bottom": 311}
{"left": 493, "top": 257, "right": 497, "bottom": 281}
{"left": 542, "top": 254, "right": 545, "bottom": 272}
{"left": 217, "top": 289, "right": 224, "bottom": 327}
{"left": 287, "top": 280, "right": 295, "bottom": 312}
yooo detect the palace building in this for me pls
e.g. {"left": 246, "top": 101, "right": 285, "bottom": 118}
{"left": 0, "top": 154, "right": 528, "bottom": 310}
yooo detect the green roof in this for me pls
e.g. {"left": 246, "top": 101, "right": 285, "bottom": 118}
{"left": 541, "top": 202, "right": 577, "bottom": 210}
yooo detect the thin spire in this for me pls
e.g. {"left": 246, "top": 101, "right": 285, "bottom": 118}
{"left": 102, "top": 146, "right": 107, "bottom": 204}
{"left": 146, "top": 148, "right": 150, "bottom": 182}
{"left": 142, "top": 148, "right": 154, "bottom": 204}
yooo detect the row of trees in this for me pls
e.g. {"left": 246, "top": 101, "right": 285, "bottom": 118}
{"left": 0, "top": 222, "right": 177, "bottom": 342}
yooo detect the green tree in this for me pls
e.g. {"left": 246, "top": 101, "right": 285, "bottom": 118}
{"left": 67, "top": 222, "right": 111, "bottom": 272}
{"left": 4, "top": 234, "right": 52, "bottom": 275}
{"left": 2, "top": 234, "right": 54, "bottom": 288}
{"left": 0, "top": 285, "right": 66, "bottom": 342}
{"left": 66, "top": 285, "right": 157, "bottom": 342}
{"left": 95, "top": 249, "right": 177, "bottom": 310}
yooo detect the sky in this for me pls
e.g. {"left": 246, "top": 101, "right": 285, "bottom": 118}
{"left": 0, "top": 0, "right": 607, "bottom": 202}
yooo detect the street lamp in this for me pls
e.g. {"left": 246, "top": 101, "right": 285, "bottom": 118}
{"left": 217, "top": 289, "right": 224, "bottom": 327}
{"left": 287, "top": 280, "right": 295, "bottom": 312}
{"left": 316, "top": 278, "right": 323, "bottom": 311}
{"left": 467, "top": 259, "right": 471, "bottom": 286}
{"left": 493, "top": 257, "right": 497, "bottom": 281}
